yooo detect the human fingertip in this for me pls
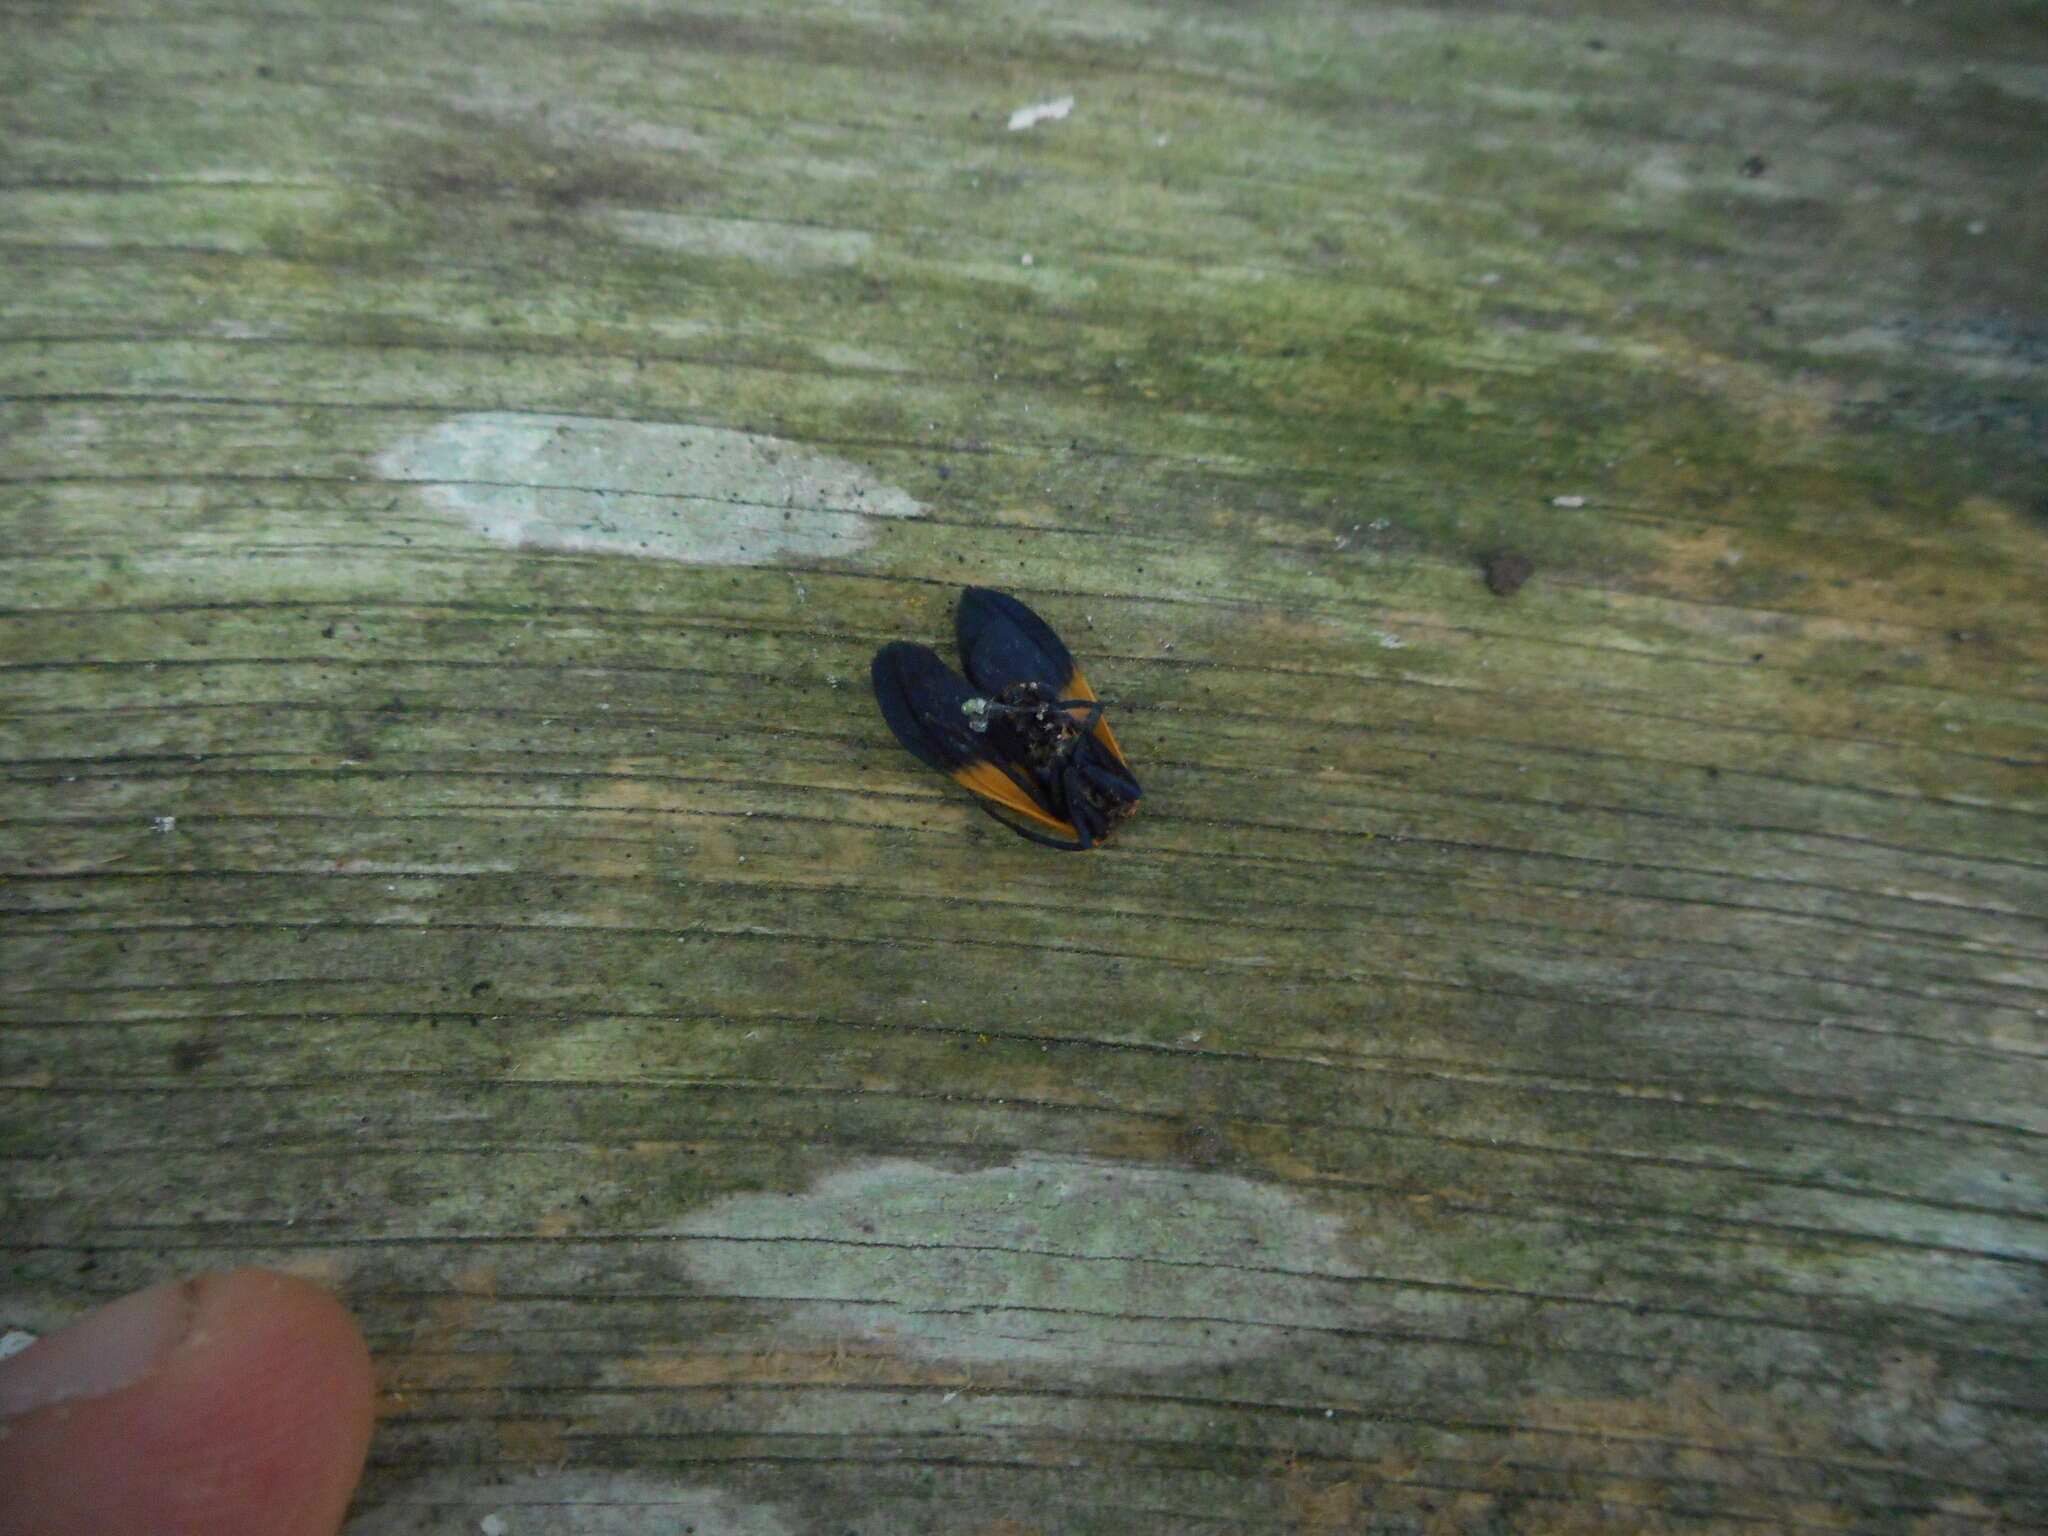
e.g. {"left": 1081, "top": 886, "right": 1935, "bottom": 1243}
{"left": 0, "top": 1276, "right": 198, "bottom": 1420}
{"left": 0, "top": 1268, "right": 375, "bottom": 1536}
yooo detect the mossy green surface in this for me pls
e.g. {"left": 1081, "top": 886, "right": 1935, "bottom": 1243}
{"left": 3, "top": 1, "right": 2045, "bottom": 1531}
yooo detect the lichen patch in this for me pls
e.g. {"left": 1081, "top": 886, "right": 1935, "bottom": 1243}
{"left": 666, "top": 1153, "right": 1356, "bottom": 1372}
{"left": 372, "top": 411, "right": 921, "bottom": 564}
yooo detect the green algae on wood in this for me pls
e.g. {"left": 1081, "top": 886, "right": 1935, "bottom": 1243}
{"left": 3, "top": 1, "right": 2046, "bottom": 1532}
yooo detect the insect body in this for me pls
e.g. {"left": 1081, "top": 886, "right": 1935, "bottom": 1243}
{"left": 871, "top": 586, "right": 1140, "bottom": 850}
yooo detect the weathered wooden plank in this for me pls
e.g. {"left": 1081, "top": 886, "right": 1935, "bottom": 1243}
{"left": 5, "top": 0, "right": 2046, "bottom": 1532}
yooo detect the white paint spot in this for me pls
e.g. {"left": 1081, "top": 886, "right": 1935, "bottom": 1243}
{"left": 1008, "top": 95, "right": 1075, "bottom": 131}
{"left": 479, "top": 1517, "right": 508, "bottom": 1536}
{"left": 1550, "top": 494, "right": 1587, "bottom": 508}
{"left": 0, "top": 1330, "right": 37, "bottom": 1362}
{"left": 150, "top": 816, "right": 176, "bottom": 833}
{"left": 373, "top": 413, "right": 923, "bottom": 565}
{"left": 666, "top": 1154, "right": 1356, "bottom": 1372}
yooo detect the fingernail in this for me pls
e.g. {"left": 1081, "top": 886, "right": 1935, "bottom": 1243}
{"left": 0, "top": 1277, "right": 200, "bottom": 1419}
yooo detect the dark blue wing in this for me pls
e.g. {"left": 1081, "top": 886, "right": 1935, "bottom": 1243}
{"left": 870, "top": 642, "right": 985, "bottom": 774}
{"left": 871, "top": 640, "right": 1090, "bottom": 844}
{"left": 954, "top": 586, "right": 1139, "bottom": 799}
{"left": 954, "top": 586, "right": 1076, "bottom": 697}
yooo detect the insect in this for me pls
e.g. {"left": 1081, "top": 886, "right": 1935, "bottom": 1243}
{"left": 871, "top": 586, "right": 1140, "bottom": 850}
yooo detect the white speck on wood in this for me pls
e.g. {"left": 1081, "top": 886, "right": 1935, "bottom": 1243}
{"left": 1008, "top": 94, "right": 1074, "bottom": 131}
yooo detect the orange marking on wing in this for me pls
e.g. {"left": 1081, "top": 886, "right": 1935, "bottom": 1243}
{"left": 952, "top": 760, "right": 1077, "bottom": 836}
{"left": 1063, "top": 668, "right": 1128, "bottom": 768}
